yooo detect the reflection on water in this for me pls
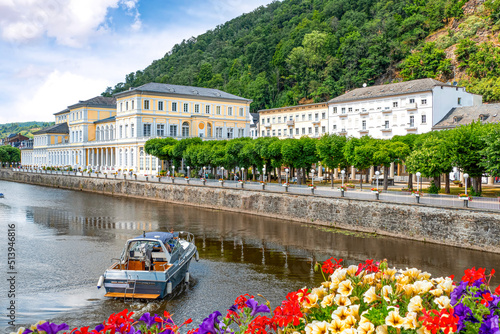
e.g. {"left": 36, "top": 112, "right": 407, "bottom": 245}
{"left": 1, "top": 179, "right": 499, "bottom": 330}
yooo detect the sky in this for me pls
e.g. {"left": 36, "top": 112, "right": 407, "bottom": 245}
{"left": 0, "top": 0, "right": 274, "bottom": 124}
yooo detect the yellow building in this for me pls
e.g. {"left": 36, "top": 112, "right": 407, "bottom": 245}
{"left": 24, "top": 83, "right": 252, "bottom": 174}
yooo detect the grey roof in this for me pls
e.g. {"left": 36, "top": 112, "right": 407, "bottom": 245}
{"left": 67, "top": 96, "right": 116, "bottom": 109}
{"left": 259, "top": 102, "right": 328, "bottom": 113}
{"left": 54, "top": 108, "right": 70, "bottom": 115}
{"left": 250, "top": 112, "right": 259, "bottom": 123}
{"left": 94, "top": 116, "right": 116, "bottom": 124}
{"left": 115, "top": 82, "right": 252, "bottom": 102}
{"left": 329, "top": 78, "right": 454, "bottom": 103}
{"left": 32, "top": 122, "right": 69, "bottom": 135}
{"left": 433, "top": 104, "right": 500, "bottom": 130}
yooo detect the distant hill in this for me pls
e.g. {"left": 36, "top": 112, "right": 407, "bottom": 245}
{"left": 0, "top": 122, "right": 54, "bottom": 139}
{"left": 103, "top": 0, "right": 500, "bottom": 111}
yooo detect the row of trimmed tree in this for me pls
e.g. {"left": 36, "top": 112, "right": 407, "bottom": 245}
{"left": 145, "top": 121, "right": 500, "bottom": 194}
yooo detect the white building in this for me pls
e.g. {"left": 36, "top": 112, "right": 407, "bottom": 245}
{"left": 259, "top": 102, "right": 329, "bottom": 139}
{"left": 328, "top": 78, "right": 482, "bottom": 139}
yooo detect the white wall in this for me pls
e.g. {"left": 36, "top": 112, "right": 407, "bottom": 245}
{"left": 431, "top": 86, "right": 480, "bottom": 125}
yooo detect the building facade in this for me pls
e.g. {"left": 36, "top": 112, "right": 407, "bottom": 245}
{"left": 259, "top": 103, "right": 329, "bottom": 139}
{"left": 328, "top": 78, "right": 482, "bottom": 139}
{"left": 22, "top": 83, "right": 252, "bottom": 174}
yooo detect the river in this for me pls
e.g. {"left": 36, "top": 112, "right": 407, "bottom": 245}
{"left": 1, "top": 179, "right": 499, "bottom": 331}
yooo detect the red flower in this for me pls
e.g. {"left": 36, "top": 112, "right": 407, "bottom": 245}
{"left": 70, "top": 326, "right": 90, "bottom": 334}
{"left": 419, "top": 308, "right": 458, "bottom": 334}
{"left": 462, "top": 267, "right": 487, "bottom": 285}
{"left": 271, "top": 292, "right": 303, "bottom": 327}
{"left": 495, "top": 284, "right": 500, "bottom": 296}
{"left": 321, "top": 257, "right": 343, "bottom": 274}
{"left": 245, "top": 315, "right": 275, "bottom": 334}
{"left": 235, "top": 293, "right": 255, "bottom": 310}
{"left": 481, "top": 292, "right": 494, "bottom": 307}
{"left": 187, "top": 329, "right": 199, "bottom": 334}
{"left": 356, "top": 259, "right": 379, "bottom": 275}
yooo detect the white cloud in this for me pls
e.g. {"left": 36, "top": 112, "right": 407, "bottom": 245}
{"left": 0, "top": 0, "right": 120, "bottom": 47}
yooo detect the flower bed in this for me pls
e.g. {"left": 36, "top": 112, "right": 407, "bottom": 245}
{"left": 371, "top": 187, "right": 380, "bottom": 193}
{"left": 14, "top": 259, "right": 500, "bottom": 334}
{"left": 458, "top": 193, "right": 472, "bottom": 201}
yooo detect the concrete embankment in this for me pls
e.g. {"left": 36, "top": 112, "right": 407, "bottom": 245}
{"left": 2, "top": 169, "right": 500, "bottom": 253}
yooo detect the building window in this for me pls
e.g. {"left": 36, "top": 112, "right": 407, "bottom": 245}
{"left": 409, "top": 98, "right": 415, "bottom": 104}
{"left": 308, "top": 114, "right": 312, "bottom": 121}
{"left": 119, "top": 149, "right": 123, "bottom": 166}
{"left": 409, "top": 116, "right": 415, "bottom": 127}
{"left": 272, "top": 117, "right": 276, "bottom": 123}
{"left": 228, "top": 107, "right": 233, "bottom": 116}
{"left": 348, "top": 108, "right": 352, "bottom": 113}
{"left": 341, "top": 108, "right": 346, "bottom": 114}
{"left": 393, "top": 102, "right": 398, "bottom": 108}
{"left": 322, "top": 112, "right": 326, "bottom": 119}
{"left": 422, "top": 115, "right": 427, "bottom": 124}
{"left": 157, "top": 124, "right": 165, "bottom": 137}
{"left": 227, "top": 128, "right": 234, "bottom": 138}
{"left": 284, "top": 129, "right": 287, "bottom": 135}
{"left": 182, "top": 122, "right": 189, "bottom": 137}
{"left": 362, "top": 120, "right": 366, "bottom": 130}
{"left": 295, "top": 115, "right": 299, "bottom": 121}
{"left": 124, "top": 149, "right": 128, "bottom": 166}
{"left": 322, "top": 126, "right": 326, "bottom": 133}
{"left": 170, "top": 125, "right": 178, "bottom": 137}
{"left": 216, "top": 106, "right": 221, "bottom": 115}
{"left": 206, "top": 105, "right": 210, "bottom": 114}
{"left": 172, "top": 102, "right": 177, "bottom": 112}
{"left": 278, "top": 117, "right": 281, "bottom": 123}
{"left": 194, "top": 104, "right": 200, "bottom": 113}
{"left": 272, "top": 129, "right": 276, "bottom": 136}
{"left": 119, "top": 125, "right": 123, "bottom": 138}
{"left": 302, "top": 114, "right": 306, "bottom": 121}
{"left": 131, "top": 100, "right": 134, "bottom": 109}
{"left": 278, "top": 129, "right": 282, "bottom": 136}
{"left": 294, "top": 128, "right": 298, "bottom": 135}
{"left": 125, "top": 124, "right": 128, "bottom": 138}
{"left": 421, "top": 99, "right": 427, "bottom": 105}
{"left": 333, "top": 125, "right": 337, "bottom": 130}
{"left": 120, "top": 103, "right": 123, "bottom": 112}
{"left": 302, "top": 128, "right": 305, "bottom": 134}
{"left": 144, "top": 100, "right": 150, "bottom": 110}
{"left": 238, "top": 128, "right": 244, "bottom": 137}
{"left": 126, "top": 102, "right": 129, "bottom": 110}
{"left": 158, "top": 101, "right": 163, "bottom": 111}
{"left": 333, "top": 107, "right": 337, "bottom": 113}
{"left": 262, "top": 130, "right": 265, "bottom": 137}
{"left": 458, "top": 97, "right": 462, "bottom": 105}
{"left": 266, "top": 130, "right": 270, "bottom": 137}
{"left": 143, "top": 124, "right": 152, "bottom": 137}
{"left": 239, "top": 107, "right": 244, "bottom": 116}
{"left": 308, "top": 127, "right": 312, "bottom": 134}
{"left": 314, "top": 127, "right": 318, "bottom": 135}
{"left": 130, "top": 124, "right": 134, "bottom": 137}
{"left": 384, "top": 120, "right": 389, "bottom": 129}
{"left": 183, "top": 103, "right": 189, "bottom": 113}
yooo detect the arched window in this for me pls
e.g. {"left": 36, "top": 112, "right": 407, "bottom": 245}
{"left": 124, "top": 149, "right": 128, "bottom": 166}
{"left": 110, "top": 125, "right": 114, "bottom": 140}
{"left": 101, "top": 128, "right": 104, "bottom": 141}
{"left": 119, "top": 149, "right": 123, "bottom": 166}
{"left": 139, "top": 148, "right": 144, "bottom": 170}
{"left": 105, "top": 126, "right": 109, "bottom": 141}
{"left": 96, "top": 127, "right": 100, "bottom": 141}
{"left": 182, "top": 122, "right": 189, "bottom": 137}
{"left": 207, "top": 123, "right": 212, "bottom": 137}
{"left": 130, "top": 148, "right": 134, "bottom": 167}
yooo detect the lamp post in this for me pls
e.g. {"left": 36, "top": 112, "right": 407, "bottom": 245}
{"left": 311, "top": 169, "right": 315, "bottom": 187}
{"left": 341, "top": 169, "right": 345, "bottom": 188}
{"left": 241, "top": 167, "right": 245, "bottom": 182}
{"left": 416, "top": 172, "right": 421, "bottom": 193}
{"left": 187, "top": 166, "right": 190, "bottom": 179}
{"left": 171, "top": 165, "right": 175, "bottom": 183}
{"left": 262, "top": 166, "right": 266, "bottom": 182}
{"left": 203, "top": 166, "right": 206, "bottom": 179}
{"left": 285, "top": 168, "right": 289, "bottom": 184}
{"left": 221, "top": 167, "right": 225, "bottom": 180}
{"left": 375, "top": 171, "right": 380, "bottom": 191}
{"left": 464, "top": 173, "right": 469, "bottom": 196}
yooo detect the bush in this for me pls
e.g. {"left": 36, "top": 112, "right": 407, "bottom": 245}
{"left": 427, "top": 182, "right": 440, "bottom": 194}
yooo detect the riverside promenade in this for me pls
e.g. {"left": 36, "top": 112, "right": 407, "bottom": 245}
{"left": 2, "top": 168, "right": 500, "bottom": 253}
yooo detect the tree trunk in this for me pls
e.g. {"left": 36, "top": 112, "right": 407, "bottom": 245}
{"left": 433, "top": 176, "right": 440, "bottom": 189}
{"left": 408, "top": 173, "right": 413, "bottom": 190}
{"left": 444, "top": 173, "right": 450, "bottom": 194}
{"left": 297, "top": 168, "right": 302, "bottom": 185}
{"left": 252, "top": 165, "right": 256, "bottom": 181}
{"left": 331, "top": 172, "right": 334, "bottom": 188}
{"left": 383, "top": 166, "right": 389, "bottom": 190}
{"left": 360, "top": 177, "right": 363, "bottom": 190}
{"left": 365, "top": 169, "right": 370, "bottom": 183}
{"left": 278, "top": 167, "right": 282, "bottom": 184}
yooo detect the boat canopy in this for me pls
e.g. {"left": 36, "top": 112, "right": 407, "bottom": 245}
{"left": 133, "top": 232, "right": 177, "bottom": 245}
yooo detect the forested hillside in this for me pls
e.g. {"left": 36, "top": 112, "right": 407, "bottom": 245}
{"left": 0, "top": 121, "right": 54, "bottom": 139}
{"left": 103, "top": 0, "right": 499, "bottom": 111}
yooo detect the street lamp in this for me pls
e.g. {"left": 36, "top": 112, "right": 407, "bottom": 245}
{"left": 285, "top": 168, "right": 289, "bottom": 184}
{"left": 241, "top": 167, "right": 245, "bottom": 182}
{"left": 341, "top": 169, "right": 345, "bottom": 188}
{"left": 171, "top": 165, "right": 175, "bottom": 178}
{"left": 203, "top": 166, "right": 206, "bottom": 179}
{"left": 186, "top": 166, "right": 190, "bottom": 179}
{"left": 464, "top": 173, "right": 469, "bottom": 195}
{"left": 262, "top": 166, "right": 266, "bottom": 182}
{"left": 416, "top": 172, "right": 421, "bottom": 193}
{"left": 221, "top": 167, "right": 225, "bottom": 180}
{"left": 375, "top": 171, "right": 380, "bottom": 191}
{"left": 311, "top": 168, "right": 315, "bottom": 187}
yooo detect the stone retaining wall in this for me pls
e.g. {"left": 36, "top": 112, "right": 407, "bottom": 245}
{"left": 2, "top": 169, "right": 500, "bottom": 253}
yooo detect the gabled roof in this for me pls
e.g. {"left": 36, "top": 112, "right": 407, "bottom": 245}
{"left": 32, "top": 122, "right": 69, "bottom": 135}
{"left": 329, "top": 78, "right": 455, "bottom": 103}
{"left": 54, "top": 108, "right": 70, "bottom": 115}
{"left": 433, "top": 104, "right": 500, "bottom": 130}
{"left": 94, "top": 116, "right": 116, "bottom": 124}
{"left": 67, "top": 96, "right": 116, "bottom": 110}
{"left": 115, "top": 82, "right": 252, "bottom": 102}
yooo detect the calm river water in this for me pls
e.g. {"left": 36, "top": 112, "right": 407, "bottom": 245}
{"left": 1, "top": 179, "right": 499, "bottom": 331}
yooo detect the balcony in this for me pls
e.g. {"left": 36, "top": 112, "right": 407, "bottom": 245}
{"left": 359, "top": 129, "right": 369, "bottom": 135}
{"left": 312, "top": 119, "right": 321, "bottom": 125}
{"left": 339, "top": 113, "right": 348, "bottom": 119}
{"left": 339, "top": 128, "right": 347, "bottom": 136}
{"left": 382, "top": 108, "right": 392, "bottom": 114}
{"left": 406, "top": 125, "right": 417, "bottom": 132}
{"left": 264, "top": 123, "right": 272, "bottom": 128}
{"left": 359, "top": 109, "right": 369, "bottom": 116}
{"left": 406, "top": 103, "right": 417, "bottom": 111}
{"left": 381, "top": 128, "right": 392, "bottom": 133}
{"left": 286, "top": 120, "right": 295, "bottom": 126}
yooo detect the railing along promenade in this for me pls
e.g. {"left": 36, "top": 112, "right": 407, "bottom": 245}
{"left": 12, "top": 168, "right": 500, "bottom": 211}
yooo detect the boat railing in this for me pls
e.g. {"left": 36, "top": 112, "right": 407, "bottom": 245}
{"left": 178, "top": 231, "right": 195, "bottom": 244}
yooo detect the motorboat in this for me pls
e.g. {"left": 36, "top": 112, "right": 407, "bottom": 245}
{"left": 0, "top": 193, "right": 4, "bottom": 198}
{"left": 98, "top": 231, "right": 198, "bottom": 299}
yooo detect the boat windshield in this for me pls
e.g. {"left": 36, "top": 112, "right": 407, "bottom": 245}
{"left": 121, "top": 240, "right": 165, "bottom": 261}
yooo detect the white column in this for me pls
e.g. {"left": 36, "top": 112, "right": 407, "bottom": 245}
{"left": 351, "top": 166, "right": 356, "bottom": 180}
{"left": 390, "top": 162, "right": 395, "bottom": 177}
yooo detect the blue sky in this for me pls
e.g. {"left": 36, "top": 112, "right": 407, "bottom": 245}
{"left": 0, "top": 0, "right": 274, "bottom": 123}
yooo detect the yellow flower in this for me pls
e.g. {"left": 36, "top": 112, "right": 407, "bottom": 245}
{"left": 402, "top": 284, "right": 414, "bottom": 298}
{"left": 385, "top": 310, "right": 404, "bottom": 328}
{"left": 381, "top": 285, "right": 393, "bottom": 302}
{"left": 434, "top": 296, "right": 451, "bottom": 309}
{"left": 418, "top": 272, "right": 432, "bottom": 280}
{"left": 335, "top": 294, "right": 352, "bottom": 307}
{"left": 321, "top": 293, "right": 336, "bottom": 308}
{"left": 383, "top": 268, "right": 397, "bottom": 279}
{"left": 30, "top": 321, "right": 46, "bottom": 331}
{"left": 413, "top": 280, "right": 433, "bottom": 294}
{"left": 304, "top": 293, "right": 319, "bottom": 308}
{"left": 408, "top": 295, "right": 423, "bottom": 312}
{"left": 429, "top": 288, "right": 444, "bottom": 297}
{"left": 403, "top": 312, "right": 418, "bottom": 330}
{"left": 375, "top": 325, "right": 388, "bottom": 334}
{"left": 437, "top": 278, "right": 454, "bottom": 294}
{"left": 332, "top": 306, "right": 351, "bottom": 322}
{"left": 10, "top": 327, "right": 26, "bottom": 334}
{"left": 357, "top": 322, "right": 375, "bottom": 334}
{"left": 306, "top": 321, "right": 329, "bottom": 334}
{"left": 363, "top": 273, "right": 376, "bottom": 285}
{"left": 346, "top": 265, "right": 358, "bottom": 276}
{"left": 344, "top": 315, "right": 357, "bottom": 328}
{"left": 341, "top": 328, "right": 357, "bottom": 334}
{"left": 359, "top": 312, "right": 371, "bottom": 325}
{"left": 396, "top": 275, "right": 410, "bottom": 285}
{"left": 331, "top": 269, "right": 347, "bottom": 290}
{"left": 403, "top": 268, "right": 421, "bottom": 279}
{"left": 348, "top": 304, "right": 360, "bottom": 320}
{"left": 322, "top": 281, "right": 332, "bottom": 289}
{"left": 328, "top": 318, "right": 346, "bottom": 334}
{"left": 363, "top": 286, "right": 379, "bottom": 303}
{"left": 312, "top": 287, "right": 328, "bottom": 299}
{"left": 417, "top": 326, "right": 432, "bottom": 334}
{"left": 338, "top": 280, "right": 354, "bottom": 297}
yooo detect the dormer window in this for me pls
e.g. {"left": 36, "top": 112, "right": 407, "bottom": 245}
{"left": 479, "top": 114, "right": 489, "bottom": 121}
{"left": 453, "top": 116, "right": 463, "bottom": 123}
